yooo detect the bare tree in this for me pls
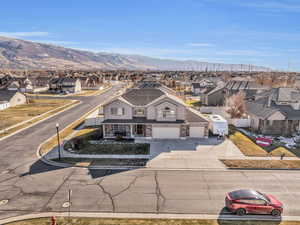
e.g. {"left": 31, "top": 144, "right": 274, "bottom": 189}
{"left": 225, "top": 91, "right": 246, "bottom": 118}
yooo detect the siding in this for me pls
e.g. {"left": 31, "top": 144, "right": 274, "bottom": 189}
{"left": 104, "top": 100, "right": 132, "bottom": 120}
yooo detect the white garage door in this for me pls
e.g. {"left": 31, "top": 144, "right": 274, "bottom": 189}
{"left": 190, "top": 126, "right": 205, "bottom": 138}
{"left": 152, "top": 127, "right": 180, "bottom": 139}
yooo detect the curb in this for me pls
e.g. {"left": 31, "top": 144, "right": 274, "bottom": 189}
{"left": 0, "top": 212, "right": 298, "bottom": 224}
{"left": 0, "top": 100, "right": 81, "bottom": 142}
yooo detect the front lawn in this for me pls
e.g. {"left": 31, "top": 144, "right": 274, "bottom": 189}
{"left": 221, "top": 159, "right": 300, "bottom": 169}
{"left": 229, "top": 131, "right": 297, "bottom": 157}
{"left": 6, "top": 217, "right": 294, "bottom": 225}
{"left": 229, "top": 131, "right": 268, "bottom": 156}
{"left": 66, "top": 141, "right": 150, "bottom": 155}
{"left": 53, "top": 157, "right": 148, "bottom": 166}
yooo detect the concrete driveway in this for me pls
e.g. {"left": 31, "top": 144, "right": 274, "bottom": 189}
{"left": 135, "top": 138, "right": 244, "bottom": 169}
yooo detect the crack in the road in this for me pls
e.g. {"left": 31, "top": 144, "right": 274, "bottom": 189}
{"left": 201, "top": 171, "right": 212, "bottom": 200}
{"left": 154, "top": 171, "right": 166, "bottom": 213}
{"left": 41, "top": 169, "right": 76, "bottom": 212}
{"left": 96, "top": 170, "right": 142, "bottom": 212}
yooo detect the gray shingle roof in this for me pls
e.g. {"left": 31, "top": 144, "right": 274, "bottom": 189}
{"left": 185, "top": 109, "right": 208, "bottom": 123}
{"left": 0, "top": 90, "right": 20, "bottom": 102}
{"left": 102, "top": 117, "right": 184, "bottom": 124}
{"left": 121, "top": 88, "right": 165, "bottom": 106}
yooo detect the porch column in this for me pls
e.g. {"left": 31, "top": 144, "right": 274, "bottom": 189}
{"left": 102, "top": 124, "right": 106, "bottom": 138}
{"left": 130, "top": 124, "right": 133, "bottom": 138}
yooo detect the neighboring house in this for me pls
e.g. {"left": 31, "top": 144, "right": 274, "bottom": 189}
{"left": 201, "top": 85, "right": 225, "bottom": 106}
{"left": 7, "top": 81, "right": 20, "bottom": 91}
{"left": 246, "top": 87, "right": 300, "bottom": 135}
{"left": 0, "top": 101, "right": 10, "bottom": 110}
{"left": 191, "top": 79, "right": 225, "bottom": 106}
{"left": 98, "top": 87, "right": 209, "bottom": 139}
{"left": 225, "top": 80, "right": 270, "bottom": 99}
{"left": 49, "top": 77, "right": 81, "bottom": 93}
{"left": 0, "top": 90, "right": 26, "bottom": 109}
{"left": 0, "top": 74, "right": 13, "bottom": 87}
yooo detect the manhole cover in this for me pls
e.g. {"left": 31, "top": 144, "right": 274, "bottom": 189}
{"left": 0, "top": 200, "right": 8, "bottom": 206}
{"left": 62, "top": 202, "right": 71, "bottom": 208}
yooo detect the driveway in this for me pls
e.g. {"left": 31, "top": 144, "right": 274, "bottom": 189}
{"left": 135, "top": 138, "right": 244, "bottom": 169}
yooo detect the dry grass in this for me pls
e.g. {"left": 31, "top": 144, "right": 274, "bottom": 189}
{"left": 270, "top": 147, "right": 296, "bottom": 157}
{"left": 0, "top": 99, "right": 72, "bottom": 129}
{"left": 39, "top": 108, "right": 101, "bottom": 155}
{"left": 229, "top": 132, "right": 268, "bottom": 156}
{"left": 0, "top": 100, "right": 79, "bottom": 139}
{"left": 221, "top": 159, "right": 300, "bottom": 169}
{"left": 6, "top": 217, "right": 294, "bottom": 225}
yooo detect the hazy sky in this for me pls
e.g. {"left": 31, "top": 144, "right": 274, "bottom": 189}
{"left": 1, "top": 0, "right": 300, "bottom": 71}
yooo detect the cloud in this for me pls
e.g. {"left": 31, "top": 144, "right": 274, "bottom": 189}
{"left": 0, "top": 31, "right": 49, "bottom": 38}
{"left": 186, "top": 43, "right": 215, "bottom": 47}
{"left": 33, "top": 40, "right": 79, "bottom": 45}
{"left": 216, "top": 49, "right": 280, "bottom": 57}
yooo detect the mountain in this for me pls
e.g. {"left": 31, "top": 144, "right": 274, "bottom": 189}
{"left": 0, "top": 36, "right": 271, "bottom": 71}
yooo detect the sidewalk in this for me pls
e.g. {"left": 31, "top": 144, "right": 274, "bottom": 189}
{"left": 0, "top": 211, "right": 299, "bottom": 224}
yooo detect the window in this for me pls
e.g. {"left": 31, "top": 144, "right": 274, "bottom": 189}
{"left": 162, "top": 106, "right": 175, "bottom": 118}
{"left": 111, "top": 107, "right": 125, "bottom": 116}
{"left": 134, "top": 108, "right": 145, "bottom": 116}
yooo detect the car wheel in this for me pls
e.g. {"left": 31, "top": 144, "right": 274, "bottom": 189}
{"left": 271, "top": 209, "right": 281, "bottom": 217}
{"left": 236, "top": 208, "right": 246, "bottom": 216}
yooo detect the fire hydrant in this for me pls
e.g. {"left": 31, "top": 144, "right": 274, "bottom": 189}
{"left": 51, "top": 216, "right": 57, "bottom": 225}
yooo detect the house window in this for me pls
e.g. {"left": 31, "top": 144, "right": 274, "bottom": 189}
{"left": 162, "top": 107, "right": 175, "bottom": 118}
{"left": 134, "top": 108, "right": 145, "bottom": 116}
{"left": 111, "top": 107, "right": 125, "bottom": 116}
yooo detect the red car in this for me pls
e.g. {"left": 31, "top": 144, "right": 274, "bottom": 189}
{"left": 225, "top": 189, "right": 283, "bottom": 216}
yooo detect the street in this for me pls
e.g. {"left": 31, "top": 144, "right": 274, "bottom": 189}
{"left": 0, "top": 85, "right": 300, "bottom": 221}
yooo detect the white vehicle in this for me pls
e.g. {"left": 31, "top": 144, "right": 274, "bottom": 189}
{"left": 209, "top": 114, "right": 228, "bottom": 136}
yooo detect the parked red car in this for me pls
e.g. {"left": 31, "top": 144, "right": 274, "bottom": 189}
{"left": 225, "top": 189, "right": 283, "bottom": 216}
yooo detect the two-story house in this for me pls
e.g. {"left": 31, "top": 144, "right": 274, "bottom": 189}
{"left": 100, "top": 88, "right": 209, "bottom": 139}
{"left": 49, "top": 77, "right": 81, "bottom": 93}
{"left": 246, "top": 87, "right": 300, "bottom": 135}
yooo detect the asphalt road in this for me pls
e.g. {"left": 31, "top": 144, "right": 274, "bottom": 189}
{"left": 0, "top": 84, "right": 300, "bottom": 221}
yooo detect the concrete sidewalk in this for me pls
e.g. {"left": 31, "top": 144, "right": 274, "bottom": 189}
{"left": 0, "top": 211, "right": 298, "bottom": 224}
{"left": 146, "top": 138, "right": 245, "bottom": 169}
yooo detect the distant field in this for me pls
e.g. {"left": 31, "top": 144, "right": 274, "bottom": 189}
{"left": 0, "top": 99, "right": 72, "bottom": 129}
{"left": 6, "top": 217, "right": 294, "bottom": 225}
{"left": 0, "top": 99, "right": 79, "bottom": 139}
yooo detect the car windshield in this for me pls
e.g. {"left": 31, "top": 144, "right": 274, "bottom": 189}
{"left": 256, "top": 191, "right": 270, "bottom": 202}
{"left": 229, "top": 190, "right": 270, "bottom": 202}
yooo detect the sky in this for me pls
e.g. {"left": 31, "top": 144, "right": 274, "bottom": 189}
{"left": 1, "top": 0, "right": 300, "bottom": 71}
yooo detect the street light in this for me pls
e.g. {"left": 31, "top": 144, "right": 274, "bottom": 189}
{"left": 56, "top": 123, "right": 61, "bottom": 161}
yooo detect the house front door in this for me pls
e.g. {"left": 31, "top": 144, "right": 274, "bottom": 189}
{"left": 136, "top": 124, "right": 144, "bottom": 136}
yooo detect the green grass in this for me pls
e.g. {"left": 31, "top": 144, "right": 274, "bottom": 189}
{"left": 6, "top": 217, "right": 294, "bottom": 225}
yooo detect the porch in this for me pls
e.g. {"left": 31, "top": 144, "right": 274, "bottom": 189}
{"left": 103, "top": 124, "right": 151, "bottom": 138}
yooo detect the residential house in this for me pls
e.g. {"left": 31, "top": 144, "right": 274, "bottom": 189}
{"left": 98, "top": 87, "right": 209, "bottom": 139}
{"left": 7, "top": 81, "right": 20, "bottom": 91}
{"left": 225, "top": 80, "right": 270, "bottom": 99}
{"left": 246, "top": 87, "right": 300, "bottom": 135}
{"left": 0, "top": 90, "right": 27, "bottom": 110}
{"left": 49, "top": 77, "right": 81, "bottom": 93}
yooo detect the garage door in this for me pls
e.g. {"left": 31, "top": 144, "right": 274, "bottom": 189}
{"left": 152, "top": 127, "right": 180, "bottom": 139}
{"left": 190, "top": 126, "right": 205, "bottom": 138}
